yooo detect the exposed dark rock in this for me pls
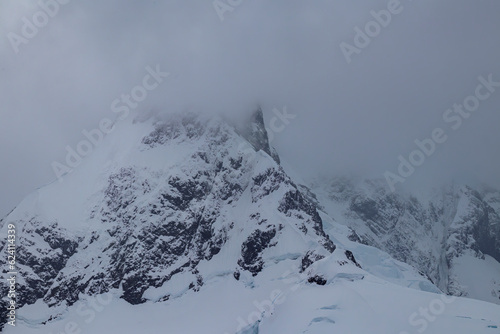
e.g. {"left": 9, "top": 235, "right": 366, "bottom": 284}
{"left": 308, "top": 275, "right": 327, "bottom": 286}
{"left": 301, "top": 251, "right": 325, "bottom": 272}
{"left": 345, "top": 250, "right": 362, "bottom": 268}
{"left": 238, "top": 229, "right": 277, "bottom": 276}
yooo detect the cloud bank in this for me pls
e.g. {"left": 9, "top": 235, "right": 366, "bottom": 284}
{"left": 1, "top": 0, "right": 499, "bottom": 216}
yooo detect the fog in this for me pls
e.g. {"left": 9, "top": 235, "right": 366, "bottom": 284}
{"left": 1, "top": 0, "right": 499, "bottom": 217}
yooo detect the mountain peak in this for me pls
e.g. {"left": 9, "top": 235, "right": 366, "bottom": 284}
{"left": 0, "top": 105, "right": 341, "bottom": 322}
{"left": 235, "top": 106, "right": 280, "bottom": 164}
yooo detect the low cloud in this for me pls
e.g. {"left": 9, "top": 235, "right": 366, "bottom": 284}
{"left": 1, "top": 0, "right": 500, "bottom": 216}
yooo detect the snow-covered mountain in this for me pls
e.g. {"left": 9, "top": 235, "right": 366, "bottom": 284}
{"left": 311, "top": 177, "right": 500, "bottom": 305}
{"left": 0, "top": 109, "right": 499, "bottom": 333}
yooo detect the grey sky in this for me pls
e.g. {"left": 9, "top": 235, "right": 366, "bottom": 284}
{"left": 1, "top": 0, "right": 499, "bottom": 217}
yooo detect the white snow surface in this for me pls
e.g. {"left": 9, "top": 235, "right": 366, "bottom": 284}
{"left": 6, "top": 259, "right": 500, "bottom": 334}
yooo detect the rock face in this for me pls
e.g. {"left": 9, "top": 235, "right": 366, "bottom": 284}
{"left": 312, "top": 177, "right": 500, "bottom": 304}
{"left": 0, "top": 110, "right": 345, "bottom": 329}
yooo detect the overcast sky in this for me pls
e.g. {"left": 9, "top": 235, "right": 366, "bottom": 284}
{"left": 1, "top": 0, "right": 499, "bottom": 217}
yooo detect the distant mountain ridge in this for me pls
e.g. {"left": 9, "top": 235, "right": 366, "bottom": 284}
{"left": 311, "top": 177, "right": 500, "bottom": 304}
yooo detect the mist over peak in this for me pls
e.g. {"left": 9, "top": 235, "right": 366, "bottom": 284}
{"left": 1, "top": 0, "right": 500, "bottom": 217}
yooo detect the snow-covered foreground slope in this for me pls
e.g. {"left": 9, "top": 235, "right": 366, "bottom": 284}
{"left": 5, "top": 254, "right": 500, "bottom": 334}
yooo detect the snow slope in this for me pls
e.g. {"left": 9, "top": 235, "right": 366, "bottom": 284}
{"left": 4, "top": 254, "right": 499, "bottom": 334}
